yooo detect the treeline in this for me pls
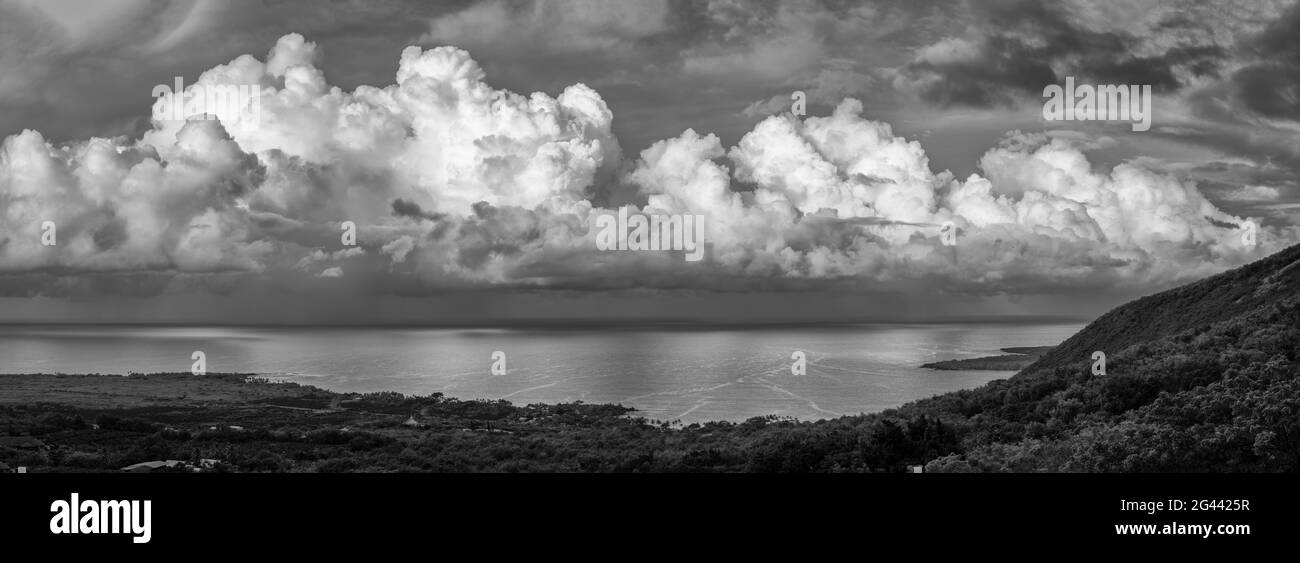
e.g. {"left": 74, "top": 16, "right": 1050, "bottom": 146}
{"left": 914, "top": 298, "right": 1300, "bottom": 471}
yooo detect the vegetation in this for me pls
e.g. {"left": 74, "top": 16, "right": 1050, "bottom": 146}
{"left": 4, "top": 245, "right": 1299, "bottom": 472}
{"left": 922, "top": 347, "right": 1055, "bottom": 371}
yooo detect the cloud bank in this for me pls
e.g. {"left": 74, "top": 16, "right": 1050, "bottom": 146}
{"left": 0, "top": 34, "right": 1290, "bottom": 303}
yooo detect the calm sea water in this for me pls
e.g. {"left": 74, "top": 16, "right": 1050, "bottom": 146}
{"left": 0, "top": 323, "right": 1080, "bottom": 423}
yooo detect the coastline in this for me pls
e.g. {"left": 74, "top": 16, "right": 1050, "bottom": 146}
{"left": 0, "top": 342, "right": 1061, "bottom": 473}
{"left": 0, "top": 372, "right": 927, "bottom": 473}
{"left": 920, "top": 346, "right": 1055, "bottom": 371}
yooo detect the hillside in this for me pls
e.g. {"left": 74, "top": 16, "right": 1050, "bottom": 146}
{"left": 902, "top": 244, "right": 1300, "bottom": 471}
{"left": 1027, "top": 244, "right": 1300, "bottom": 374}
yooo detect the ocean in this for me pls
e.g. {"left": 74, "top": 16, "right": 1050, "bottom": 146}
{"left": 0, "top": 323, "right": 1081, "bottom": 423}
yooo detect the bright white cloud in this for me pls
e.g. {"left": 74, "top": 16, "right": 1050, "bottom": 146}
{"left": 0, "top": 34, "right": 1291, "bottom": 299}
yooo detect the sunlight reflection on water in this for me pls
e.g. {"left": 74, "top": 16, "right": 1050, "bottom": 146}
{"left": 0, "top": 323, "right": 1080, "bottom": 423}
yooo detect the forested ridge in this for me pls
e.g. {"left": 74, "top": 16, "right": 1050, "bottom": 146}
{"left": 907, "top": 243, "right": 1300, "bottom": 471}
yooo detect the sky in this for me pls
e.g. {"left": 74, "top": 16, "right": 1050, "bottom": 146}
{"left": 1, "top": 0, "right": 1299, "bottom": 324}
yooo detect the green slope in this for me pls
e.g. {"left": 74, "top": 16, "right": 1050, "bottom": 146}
{"left": 1027, "top": 244, "right": 1300, "bottom": 374}
{"left": 902, "top": 244, "right": 1300, "bottom": 472}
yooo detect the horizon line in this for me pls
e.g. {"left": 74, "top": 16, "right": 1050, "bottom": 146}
{"left": 0, "top": 315, "right": 1093, "bottom": 329}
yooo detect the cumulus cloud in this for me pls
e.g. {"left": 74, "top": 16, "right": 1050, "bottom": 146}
{"left": 631, "top": 101, "right": 1284, "bottom": 290}
{"left": 0, "top": 33, "right": 1292, "bottom": 302}
{"left": 0, "top": 120, "right": 268, "bottom": 275}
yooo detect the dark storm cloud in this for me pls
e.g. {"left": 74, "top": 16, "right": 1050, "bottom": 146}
{"left": 1149, "top": 1, "right": 1300, "bottom": 178}
{"left": 895, "top": 0, "right": 1227, "bottom": 109}
{"left": 901, "top": 36, "right": 1058, "bottom": 107}
{"left": 885, "top": 0, "right": 1300, "bottom": 221}
{"left": 390, "top": 198, "right": 443, "bottom": 222}
{"left": 1226, "top": 2, "right": 1300, "bottom": 120}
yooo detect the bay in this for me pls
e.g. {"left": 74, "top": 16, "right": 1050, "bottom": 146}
{"left": 0, "top": 323, "right": 1081, "bottom": 423}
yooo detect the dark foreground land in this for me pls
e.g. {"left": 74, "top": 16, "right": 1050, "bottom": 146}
{"left": 1, "top": 371, "right": 961, "bottom": 473}
{"left": 3, "top": 244, "right": 1300, "bottom": 473}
